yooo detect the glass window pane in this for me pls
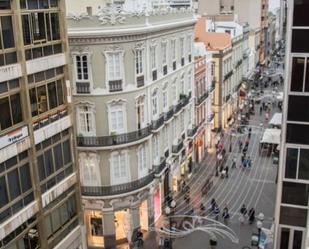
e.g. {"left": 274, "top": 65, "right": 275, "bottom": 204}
{"left": 290, "top": 57, "right": 304, "bottom": 92}
{"left": 286, "top": 124, "right": 309, "bottom": 145}
{"left": 56, "top": 80, "right": 64, "bottom": 105}
{"left": 63, "top": 140, "right": 72, "bottom": 165}
{"left": 8, "top": 169, "right": 21, "bottom": 200}
{"left": 37, "top": 85, "right": 48, "bottom": 114}
{"left": 280, "top": 206, "right": 308, "bottom": 227}
{"left": 292, "top": 29, "right": 309, "bottom": 53}
{"left": 1, "top": 16, "right": 15, "bottom": 48}
{"left": 0, "top": 82, "right": 8, "bottom": 94}
{"left": 293, "top": 0, "right": 309, "bottom": 26}
{"left": 0, "top": 97, "right": 12, "bottom": 130}
{"left": 280, "top": 228, "right": 290, "bottom": 249}
{"left": 48, "top": 82, "right": 58, "bottom": 109}
{"left": 44, "top": 149, "right": 54, "bottom": 177}
{"left": 22, "top": 15, "right": 31, "bottom": 45}
{"left": 37, "top": 155, "right": 46, "bottom": 181}
{"left": 10, "top": 94, "right": 23, "bottom": 125}
{"left": 0, "top": 176, "right": 8, "bottom": 208}
{"left": 53, "top": 143, "right": 63, "bottom": 171}
{"left": 298, "top": 149, "right": 309, "bottom": 180}
{"left": 29, "top": 88, "right": 38, "bottom": 116}
{"left": 20, "top": 164, "right": 32, "bottom": 193}
{"left": 305, "top": 58, "right": 309, "bottom": 92}
{"left": 282, "top": 182, "right": 309, "bottom": 206}
{"left": 50, "top": 13, "right": 60, "bottom": 40}
{"left": 293, "top": 230, "right": 303, "bottom": 249}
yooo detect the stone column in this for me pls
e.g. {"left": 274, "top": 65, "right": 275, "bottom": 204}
{"left": 147, "top": 190, "right": 155, "bottom": 228}
{"left": 129, "top": 205, "right": 141, "bottom": 243}
{"left": 103, "top": 211, "right": 116, "bottom": 249}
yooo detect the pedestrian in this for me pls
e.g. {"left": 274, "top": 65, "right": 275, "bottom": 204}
{"left": 265, "top": 112, "right": 269, "bottom": 121}
{"left": 225, "top": 165, "right": 229, "bottom": 178}
{"left": 247, "top": 157, "right": 252, "bottom": 168}
{"left": 259, "top": 105, "right": 263, "bottom": 115}
{"left": 214, "top": 204, "right": 220, "bottom": 221}
{"left": 240, "top": 204, "right": 247, "bottom": 224}
{"left": 238, "top": 140, "right": 243, "bottom": 152}
{"left": 232, "top": 157, "right": 237, "bottom": 169}
{"left": 248, "top": 208, "right": 255, "bottom": 224}
{"left": 222, "top": 207, "right": 230, "bottom": 225}
{"left": 210, "top": 199, "right": 216, "bottom": 212}
{"left": 200, "top": 203, "right": 206, "bottom": 216}
{"left": 242, "top": 158, "right": 247, "bottom": 170}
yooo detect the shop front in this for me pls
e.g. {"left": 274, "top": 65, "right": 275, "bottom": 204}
{"left": 195, "top": 128, "right": 206, "bottom": 163}
{"left": 153, "top": 185, "right": 162, "bottom": 222}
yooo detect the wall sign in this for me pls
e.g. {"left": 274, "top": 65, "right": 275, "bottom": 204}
{"left": 0, "top": 126, "right": 29, "bottom": 150}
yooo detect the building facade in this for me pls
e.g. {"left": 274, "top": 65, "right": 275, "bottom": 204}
{"left": 66, "top": 1, "right": 196, "bottom": 248}
{"left": 193, "top": 42, "right": 214, "bottom": 163}
{"left": 274, "top": 0, "right": 309, "bottom": 248}
{"left": 0, "top": 0, "right": 83, "bottom": 249}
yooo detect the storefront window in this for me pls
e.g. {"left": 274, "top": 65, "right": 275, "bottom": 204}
{"left": 91, "top": 217, "right": 103, "bottom": 236}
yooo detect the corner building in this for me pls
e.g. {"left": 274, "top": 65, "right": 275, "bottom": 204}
{"left": 275, "top": 0, "right": 309, "bottom": 248}
{"left": 0, "top": 0, "right": 83, "bottom": 249}
{"left": 66, "top": 1, "right": 196, "bottom": 248}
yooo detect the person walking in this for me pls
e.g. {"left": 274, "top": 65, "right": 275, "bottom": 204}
{"left": 238, "top": 140, "right": 243, "bottom": 152}
{"left": 248, "top": 208, "right": 256, "bottom": 225}
{"left": 231, "top": 157, "right": 237, "bottom": 169}
{"left": 247, "top": 157, "right": 252, "bottom": 169}
{"left": 248, "top": 127, "right": 252, "bottom": 139}
{"left": 210, "top": 199, "right": 216, "bottom": 212}
{"left": 259, "top": 105, "right": 263, "bottom": 116}
{"left": 265, "top": 111, "right": 269, "bottom": 121}
{"left": 225, "top": 165, "right": 229, "bottom": 178}
{"left": 222, "top": 207, "right": 230, "bottom": 225}
{"left": 239, "top": 204, "right": 247, "bottom": 224}
{"left": 214, "top": 204, "right": 220, "bottom": 221}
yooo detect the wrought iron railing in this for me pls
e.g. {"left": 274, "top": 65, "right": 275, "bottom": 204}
{"left": 76, "top": 82, "right": 90, "bottom": 94}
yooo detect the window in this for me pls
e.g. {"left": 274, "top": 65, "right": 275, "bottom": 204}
{"left": 82, "top": 153, "right": 101, "bottom": 186}
{"left": 1, "top": 16, "right": 15, "bottom": 49}
{"left": 290, "top": 57, "right": 305, "bottom": 92}
{"left": 109, "top": 104, "right": 125, "bottom": 134}
{"left": 161, "top": 42, "right": 167, "bottom": 66}
{"left": 282, "top": 182, "right": 309, "bottom": 206}
{"left": 293, "top": 0, "right": 309, "bottom": 26}
{"left": 288, "top": 96, "right": 309, "bottom": 122}
{"left": 135, "top": 49, "right": 144, "bottom": 76}
{"left": 180, "top": 112, "right": 184, "bottom": 132}
{"left": 280, "top": 206, "right": 307, "bottom": 227}
{"left": 150, "top": 46, "right": 157, "bottom": 70}
{"left": 75, "top": 55, "right": 89, "bottom": 81}
{"left": 152, "top": 136, "right": 159, "bottom": 162}
{"left": 171, "top": 80, "right": 177, "bottom": 103}
{"left": 293, "top": 230, "right": 303, "bottom": 249}
{"left": 285, "top": 148, "right": 298, "bottom": 179}
{"left": 163, "top": 126, "right": 168, "bottom": 149}
{"left": 29, "top": 80, "right": 64, "bottom": 117}
{"left": 287, "top": 124, "right": 309, "bottom": 145}
{"left": 111, "top": 152, "right": 129, "bottom": 185}
{"left": 106, "top": 52, "right": 122, "bottom": 81}
{"left": 163, "top": 89, "right": 168, "bottom": 110}
{"left": 280, "top": 228, "right": 290, "bottom": 249}
{"left": 179, "top": 37, "right": 185, "bottom": 64}
{"left": 138, "top": 145, "right": 147, "bottom": 177}
{"left": 171, "top": 39, "right": 176, "bottom": 62}
{"left": 152, "top": 89, "right": 159, "bottom": 118}
{"left": 0, "top": 0, "right": 10, "bottom": 9}
{"left": 187, "top": 72, "right": 192, "bottom": 93}
{"left": 292, "top": 29, "right": 309, "bottom": 53}
{"left": 186, "top": 35, "right": 192, "bottom": 57}
{"left": 172, "top": 119, "right": 177, "bottom": 139}
{"left": 78, "top": 105, "right": 95, "bottom": 135}
{"left": 0, "top": 94, "right": 23, "bottom": 131}
{"left": 136, "top": 96, "right": 146, "bottom": 129}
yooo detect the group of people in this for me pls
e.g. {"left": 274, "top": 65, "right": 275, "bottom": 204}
{"left": 209, "top": 199, "right": 230, "bottom": 224}
{"left": 239, "top": 204, "right": 256, "bottom": 225}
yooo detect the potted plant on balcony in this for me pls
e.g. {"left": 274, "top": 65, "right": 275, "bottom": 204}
{"left": 111, "top": 131, "right": 117, "bottom": 145}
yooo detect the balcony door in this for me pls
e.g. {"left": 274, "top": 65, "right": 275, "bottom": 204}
{"left": 136, "top": 96, "right": 147, "bottom": 130}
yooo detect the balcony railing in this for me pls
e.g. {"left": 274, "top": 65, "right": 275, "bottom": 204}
{"left": 172, "top": 140, "right": 184, "bottom": 154}
{"left": 187, "top": 125, "right": 198, "bottom": 138}
{"left": 210, "top": 80, "right": 216, "bottom": 92}
{"left": 77, "top": 126, "right": 152, "bottom": 147}
{"left": 164, "top": 108, "right": 174, "bottom": 122}
{"left": 81, "top": 173, "right": 155, "bottom": 196}
{"left": 196, "top": 91, "right": 209, "bottom": 106}
{"left": 76, "top": 82, "right": 90, "bottom": 94}
{"left": 224, "top": 70, "right": 233, "bottom": 81}
{"left": 154, "top": 157, "right": 167, "bottom": 175}
{"left": 109, "top": 80, "right": 123, "bottom": 92}
{"left": 236, "top": 59, "right": 243, "bottom": 68}
{"left": 151, "top": 115, "right": 164, "bottom": 131}
{"left": 207, "top": 113, "right": 215, "bottom": 123}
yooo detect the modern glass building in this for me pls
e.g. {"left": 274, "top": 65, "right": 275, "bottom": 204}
{"left": 0, "top": 1, "right": 83, "bottom": 248}
{"left": 275, "top": 0, "right": 309, "bottom": 248}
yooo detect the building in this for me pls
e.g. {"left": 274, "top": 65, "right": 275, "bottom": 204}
{"left": 0, "top": 1, "right": 83, "bottom": 249}
{"left": 267, "top": 14, "right": 277, "bottom": 58}
{"left": 195, "top": 17, "right": 235, "bottom": 130}
{"left": 193, "top": 42, "right": 214, "bottom": 163}
{"left": 197, "top": 0, "right": 268, "bottom": 68}
{"left": 274, "top": 0, "right": 309, "bottom": 248}
{"left": 66, "top": 0, "right": 196, "bottom": 248}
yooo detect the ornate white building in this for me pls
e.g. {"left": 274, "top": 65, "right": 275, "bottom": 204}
{"left": 66, "top": 1, "right": 196, "bottom": 248}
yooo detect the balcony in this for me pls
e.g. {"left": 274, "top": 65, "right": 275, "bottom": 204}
{"left": 224, "top": 70, "right": 233, "bottom": 81}
{"left": 164, "top": 108, "right": 174, "bottom": 122}
{"left": 136, "top": 75, "right": 145, "bottom": 88}
{"left": 76, "top": 82, "right": 90, "bottom": 94}
{"left": 151, "top": 115, "right": 164, "bottom": 131}
{"left": 224, "top": 94, "right": 231, "bottom": 103}
{"left": 154, "top": 157, "right": 167, "bottom": 176}
{"left": 196, "top": 91, "right": 209, "bottom": 106}
{"left": 187, "top": 125, "right": 198, "bottom": 138}
{"left": 208, "top": 113, "right": 215, "bottom": 123}
{"left": 77, "top": 126, "right": 152, "bottom": 147}
{"left": 81, "top": 173, "right": 155, "bottom": 196}
{"left": 172, "top": 140, "right": 184, "bottom": 154}
{"left": 109, "top": 80, "right": 123, "bottom": 92}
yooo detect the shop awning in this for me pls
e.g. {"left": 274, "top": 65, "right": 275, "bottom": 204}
{"left": 260, "top": 128, "right": 281, "bottom": 144}
{"left": 269, "top": 113, "right": 282, "bottom": 126}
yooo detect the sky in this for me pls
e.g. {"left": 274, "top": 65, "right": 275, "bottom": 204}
{"left": 269, "top": 0, "right": 280, "bottom": 11}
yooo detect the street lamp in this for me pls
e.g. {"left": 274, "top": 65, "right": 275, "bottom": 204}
{"left": 256, "top": 213, "right": 264, "bottom": 249}
{"left": 165, "top": 200, "right": 176, "bottom": 249}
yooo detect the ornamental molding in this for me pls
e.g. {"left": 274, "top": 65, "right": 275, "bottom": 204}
{"left": 133, "top": 41, "right": 146, "bottom": 51}
{"left": 96, "top": 5, "right": 126, "bottom": 25}
{"left": 67, "top": 12, "right": 91, "bottom": 21}
{"left": 70, "top": 46, "right": 91, "bottom": 55}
